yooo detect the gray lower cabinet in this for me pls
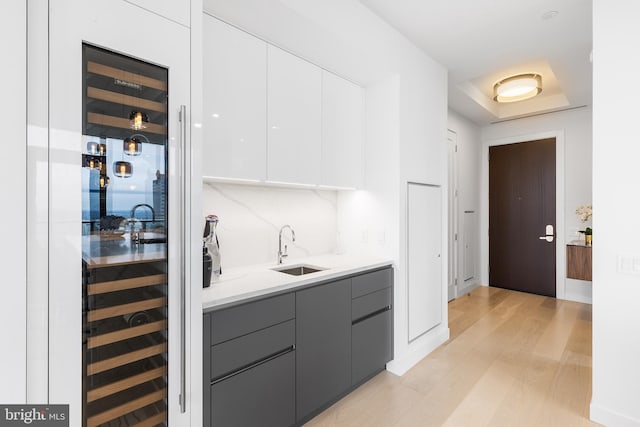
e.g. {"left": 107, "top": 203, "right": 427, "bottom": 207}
{"left": 204, "top": 294, "right": 296, "bottom": 427}
{"left": 203, "top": 267, "right": 393, "bottom": 426}
{"left": 351, "top": 273, "right": 393, "bottom": 385}
{"left": 211, "top": 351, "right": 295, "bottom": 427}
{"left": 295, "top": 278, "right": 352, "bottom": 422}
{"left": 352, "top": 308, "right": 393, "bottom": 384}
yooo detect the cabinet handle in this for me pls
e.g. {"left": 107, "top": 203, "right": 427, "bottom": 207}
{"left": 178, "top": 105, "right": 187, "bottom": 413}
{"left": 211, "top": 345, "right": 295, "bottom": 385}
{"left": 352, "top": 305, "right": 392, "bottom": 326}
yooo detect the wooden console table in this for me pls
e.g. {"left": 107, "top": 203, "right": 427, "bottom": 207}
{"left": 566, "top": 243, "right": 592, "bottom": 281}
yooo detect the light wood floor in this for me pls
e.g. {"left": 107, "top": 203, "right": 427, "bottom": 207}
{"left": 306, "top": 286, "right": 599, "bottom": 427}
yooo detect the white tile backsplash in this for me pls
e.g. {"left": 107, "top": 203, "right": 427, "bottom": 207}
{"left": 202, "top": 182, "right": 338, "bottom": 268}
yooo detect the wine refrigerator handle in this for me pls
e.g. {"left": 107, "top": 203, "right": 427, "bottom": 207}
{"left": 178, "top": 104, "right": 187, "bottom": 413}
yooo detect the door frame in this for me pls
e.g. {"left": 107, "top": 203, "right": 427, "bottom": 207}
{"left": 447, "top": 130, "right": 458, "bottom": 301}
{"left": 480, "top": 130, "right": 566, "bottom": 299}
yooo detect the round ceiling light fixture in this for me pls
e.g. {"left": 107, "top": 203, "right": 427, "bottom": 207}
{"left": 493, "top": 73, "right": 542, "bottom": 103}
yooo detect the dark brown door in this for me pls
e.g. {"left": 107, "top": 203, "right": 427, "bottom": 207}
{"left": 489, "top": 138, "right": 556, "bottom": 297}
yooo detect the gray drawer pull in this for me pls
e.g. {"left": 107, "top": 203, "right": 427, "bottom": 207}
{"left": 212, "top": 345, "right": 295, "bottom": 385}
{"left": 352, "top": 305, "right": 392, "bottom": 326}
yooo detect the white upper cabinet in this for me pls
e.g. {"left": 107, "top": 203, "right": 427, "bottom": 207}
{"left": 267, "top": 45, "right": 322, "bottom": 185}
{"left": 203, "top": 16, "right": 267, "bottom": 181}
{"left": 201, "top": 24, "right": 362, "bottom": 188}
{"left": 321, "top": 71, "right": 363, "bottom": 188}
{"left": 124, "top": 0, "right": 190, "bottom": 27}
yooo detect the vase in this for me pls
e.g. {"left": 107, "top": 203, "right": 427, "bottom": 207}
{"left": 585, "top": 234, "right": 592, "bottom": 246}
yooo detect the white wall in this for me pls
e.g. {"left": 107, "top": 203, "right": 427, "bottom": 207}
{"left": 0, "top": 0, "right": 26, "bottom": 403}
{"left": 202, "top": 183, "right": 338, "bottom": 268}
{"left": 591, "top": 2, "right": 640, "bottom": 425}
{"left": 337, "top": 76, "right": 400, "bottom": 262}
{"left": 448, "top": 110, "right": 482, "bottom": 295}
{"left": 204, "top": 0, "right": 449, "bottom": 374}
{"left": 480, "top": 107, "right": 593, "bottom": 303}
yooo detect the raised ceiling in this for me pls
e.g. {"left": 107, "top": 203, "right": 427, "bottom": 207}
{"left": 358, "top": 0, "right": 592, "bottom": 125}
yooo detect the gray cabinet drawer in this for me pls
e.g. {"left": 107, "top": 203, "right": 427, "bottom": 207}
{"left": 211, "top": 320, "right": 294, "bottom": 381}
{"left": 352, "top": 287, "right": 392, "bottom": 322}
{"left": 352, "top": 309, "right": 393, "bottom": 385}
{"left": 211, "top": 293, "right": 295, "bottom": 344}
{"left": 352, "top": 267, "right": 392, "bottom": 298}
{"left": 212, "top": 351, "right": 295, "bottom": 427}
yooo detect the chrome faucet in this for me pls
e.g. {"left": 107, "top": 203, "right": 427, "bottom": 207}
{"left": 130, "top": 203, "right": 156, "bottom": 222}
{"left": 278, "top": 225, "right": 296, "bottom": 264}
{"left": 129, "top": 203, "right": 156, "bottom": 245}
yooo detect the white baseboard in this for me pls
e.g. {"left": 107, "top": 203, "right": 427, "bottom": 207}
{"left": 386, "top": 325, "right": 449, "bottom": 376}
{"left": 562, "top": 279, "right": 593, "bottom": 304}
{"left": 591, "top": 401, "right": 640, "bottom": 426}
{"left": 457, "top": 281, "right": 480, "bottom": 298}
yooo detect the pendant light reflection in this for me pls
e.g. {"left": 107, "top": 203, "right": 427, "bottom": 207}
{"left": 124, "top": 136, "right": 142, "bottom": 156}
{"left": 99, "top": 175, "right": 111, "bottom": 188}
{"left": 86, "top": 157, "right": 103, "bottom": 170}
{"left": 114, "top": 161, "right": 133, "bottom": 178}
{"left": 87, "top": 142, "right": 107, "bottom": 156}
{"left": 129, "top": 111, "right": 149, "bottom": 130}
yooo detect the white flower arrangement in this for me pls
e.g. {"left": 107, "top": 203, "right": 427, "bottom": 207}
{"left": 576, "top": 205, "right": 592, "bottom": 223}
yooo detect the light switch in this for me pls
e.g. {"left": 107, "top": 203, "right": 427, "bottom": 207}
{"left": 618, "top": 253, "right": 640, "bottom": 275}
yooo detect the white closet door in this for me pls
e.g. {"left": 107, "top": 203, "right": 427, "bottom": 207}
{"left": 407, "top": 183, "right": 443, "bottom": 341}
{"left": 0, "top": 0, "right": 26, "bottom": 403}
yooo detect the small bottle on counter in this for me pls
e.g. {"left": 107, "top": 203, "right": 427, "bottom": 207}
{"left": 204, "top": 214, "right": 222, "bottom": 283}
{"left": 203, "top": 246, "right": 212, "bottom": 288}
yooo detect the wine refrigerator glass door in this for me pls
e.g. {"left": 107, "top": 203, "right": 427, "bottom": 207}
{"left": 81, "top": 44, "right": 170, "bottom": 427}
{"left": 45, "top": 2, "right": 192, "bottom": 425}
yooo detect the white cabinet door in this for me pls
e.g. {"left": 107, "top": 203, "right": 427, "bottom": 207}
{"left": 267, "top": 46, "right": 322, "bottom": 185}
{"left": 124, "top": 0, "right": 190, "bottom": 27}
{"left": 321, "top": 72, "right": 363, "bottom": 189}
{"left": 203, "top": 16, "right": 267, "bottom": 181}
{"left": 407, "top": 183, "right": 443, "bottom": 341}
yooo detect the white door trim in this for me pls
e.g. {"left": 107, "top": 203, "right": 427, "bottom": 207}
{"left": 447, "top": 130, "right": 458, "bottom": 301}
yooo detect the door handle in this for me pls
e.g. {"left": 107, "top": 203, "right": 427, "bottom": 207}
{"left": 178, "top": 105, "right": 187, "bottom": 413}
{"left": 539, "top": 224, "right": 554, "bottom": 242}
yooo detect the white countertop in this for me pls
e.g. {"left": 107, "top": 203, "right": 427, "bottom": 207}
{"left": 202, "top": 253, "right": 393, "bottom": 311}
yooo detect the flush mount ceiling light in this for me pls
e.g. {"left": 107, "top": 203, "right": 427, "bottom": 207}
{"left": 493, "top": 73, "right": 542, "bottom": 103}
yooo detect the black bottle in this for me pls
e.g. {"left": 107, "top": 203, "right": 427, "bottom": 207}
{"left": 203, "top": 246, "right": 213, "bottom": 288}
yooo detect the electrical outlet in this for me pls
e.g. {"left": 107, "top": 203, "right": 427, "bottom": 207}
{"left": 361, "top": 229, "right": 369, "bottom": 243}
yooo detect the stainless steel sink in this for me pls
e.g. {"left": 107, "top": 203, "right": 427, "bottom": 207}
{"left": 272, "top": 264, "right": 326, "bottom": 276}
